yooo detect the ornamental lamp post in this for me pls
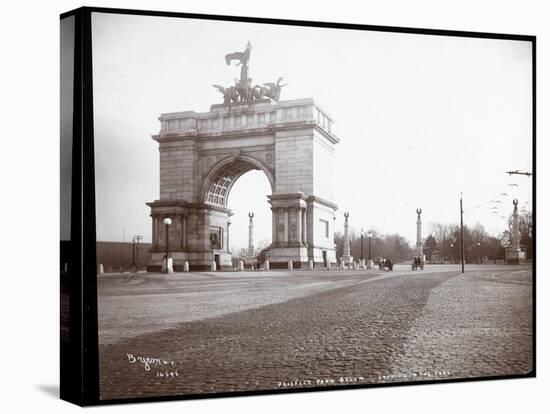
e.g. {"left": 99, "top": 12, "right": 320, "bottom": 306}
{"left": 163, "top": 217, "right": 172, "bottom": 273}
{"left": 367, "top": 232, "right": 373, "bottom": 269}
{"left": 360, "top": 228, "right": 364, "bottom": 262}
{"left": 227, "top": 219, "right": 231, "bottom": 253}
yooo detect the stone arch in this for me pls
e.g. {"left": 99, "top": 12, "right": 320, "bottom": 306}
{"left": 147, "top": 98, "right": 339, "bottom": 271}
{"left": 201, "top": 155, "right": 275, "bottom": 208}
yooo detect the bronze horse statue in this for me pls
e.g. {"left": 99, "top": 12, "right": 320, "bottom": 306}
{"left": 212, "top": 84, "right": 239, "bottom": 104}
{"left": 252, "top": 77, "right": 287, "bottom": 102}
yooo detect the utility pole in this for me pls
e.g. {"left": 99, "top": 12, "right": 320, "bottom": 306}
{"left": 506, "top": 170, "right": 532, "bottom": 177}
{"left": 460, "top": 193, "right": 465, "bottom": 273}
{"left": 132, "top": 235, "right": 143, "bottom": 267}
{"left": 131, "top": 237, "right": 136, "bottom": 267}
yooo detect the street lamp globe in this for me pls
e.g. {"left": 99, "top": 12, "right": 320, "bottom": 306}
{"left": 367, "top": 232, "right": 373, "bottom": 239}
{"left": 163, "top": 217, "right": 172, "bottom": 226}
{"left": 360, "top": 228, "right": 364, "bottom": 237}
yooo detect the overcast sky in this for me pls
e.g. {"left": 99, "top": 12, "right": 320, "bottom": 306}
{"left": 92, "top": 12, "right": 532, "bottom": 250}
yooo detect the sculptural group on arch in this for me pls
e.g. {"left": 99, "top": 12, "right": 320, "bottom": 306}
{"left": 212, "top": 41, "right": 287, "bottom": 105}
{"left": 213, "top": 78, "right": 287, "bottom": 105}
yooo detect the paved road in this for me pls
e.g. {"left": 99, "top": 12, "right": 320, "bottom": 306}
{"left": 97, "top": 265, "right": 533, "bottom": 400}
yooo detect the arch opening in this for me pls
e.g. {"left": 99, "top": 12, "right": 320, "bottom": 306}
{"left": 227, "top": 170, "right": 273, "bottom": 259}
{"left": 203, "top": 156, "right": 274, "bottom": 208}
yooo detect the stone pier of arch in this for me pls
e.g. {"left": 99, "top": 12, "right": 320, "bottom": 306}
{"left": 146, "top": 98, "right": 340, "bottom": 272}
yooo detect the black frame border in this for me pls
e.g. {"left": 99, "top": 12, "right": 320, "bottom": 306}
{"left": 60, "top": 8, "right": 99, "bottom": 406}
{"left": 59, "top": 6, "right": 536, "bottom": 406}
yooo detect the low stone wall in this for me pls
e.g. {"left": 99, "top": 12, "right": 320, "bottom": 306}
{"left": 97, "top": 241, "right": 152, "bottom": 272}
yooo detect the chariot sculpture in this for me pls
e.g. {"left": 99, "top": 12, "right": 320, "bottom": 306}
{"left": 212, "top": 42, "right": 287, "bottom": 104}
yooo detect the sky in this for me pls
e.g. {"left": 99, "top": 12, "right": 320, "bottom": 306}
{"left": 92, "top": 12, "right": 533, "bottom": 250}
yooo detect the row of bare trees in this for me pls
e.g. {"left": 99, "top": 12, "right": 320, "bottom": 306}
{"left": 425, "top": 222, "right": 501, "bottom": 263}
{"left": 334, "top": 229, "right": 414, "bottom": 263}
{"left": 425, "top": 210, "right": 533, "bottom": 263}
{"left": 334, "top": 210, "right": 532, "bottom": 264}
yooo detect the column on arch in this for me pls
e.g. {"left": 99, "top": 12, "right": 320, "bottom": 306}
{"left": 284, "top": 209, "right": 289, "bottom": 244}
{"left": 271, "top": 207, "right": 277, "bottom": 246}
{"left": 184, "top": 214, "right": 188, "bottom": 249}
{"left": 180, "top": 215, "right": 187, "bottom": 249}
{"left": 296, "top": 206, "right": 302, "bottom": 245}
{"left": 302, "top": 207, "right": 307, "bottom": 246}
{"left": 152, "top": 216, "right": 157, "bottom": 249}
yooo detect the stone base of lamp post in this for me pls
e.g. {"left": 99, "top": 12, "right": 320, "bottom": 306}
{"left": 161, "top": 257, "right": 173, "bottom": 273}
{"left": 505, "top": 248, "right": 525, "bottom": 265}
{"left": 341, "top": 255, "right": 354, "bottom": 265}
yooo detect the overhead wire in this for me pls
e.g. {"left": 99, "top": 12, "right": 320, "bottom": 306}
{"left": 463, "top": 173, "right": 531, "bottom": 224}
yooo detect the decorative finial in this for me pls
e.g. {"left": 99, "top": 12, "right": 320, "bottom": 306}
{"left": 248, "top": 212, "right": 254, "bottom": 220}
{"left": 513, "top": 199, "right": 518, "bottom": 206}
{"left": 416, "top": 208, "right": 422, "bottom": 215}
{"left": 344, "top": 211, "right": 349, "bottom": 219}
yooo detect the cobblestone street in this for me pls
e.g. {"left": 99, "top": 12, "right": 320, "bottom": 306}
{"left": 98, "top": 265, "right": 533, "bottom": 400}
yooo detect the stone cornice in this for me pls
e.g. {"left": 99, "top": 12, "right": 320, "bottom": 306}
{"left": 147, "top": 199, "right": 232, "bottom": 214}
{"left": 268, "top": 192, "right": 308, "bottom": 201}
{"left": 153, "top": 121, "right": 339, "bottom": 145}
{"left": 267, "top": 193, "right": 338, "bottom": 210}
{"left": 155, "top": 98, "right": 339, "bottom": 144}
{"left": 306, "top": 195, "right": 338, "bottom": 210}
{"left": 160, "top": 98, "right": 318, "bottom": 119}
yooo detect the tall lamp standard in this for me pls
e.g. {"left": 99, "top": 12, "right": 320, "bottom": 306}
{"left": 460, "top": 194, "right": 465, "bottom": 273}
{"left": 367, "top": 232, "right": 373, "bottom": 268}
{"left": 163, "top": 217, "right": 172, "bottom": 273}
{"left": 360, "top": 228, "right": 364, "bottom": 262}
{"left": 227, "top": 219, "right": 231, "bottom": 253}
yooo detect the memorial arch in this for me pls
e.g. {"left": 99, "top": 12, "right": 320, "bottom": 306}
{"left": 146, "top": 98, "right": 340, "bottom": 271}
{"left": 145, "top": 43, "right": 342, "bottom": 271}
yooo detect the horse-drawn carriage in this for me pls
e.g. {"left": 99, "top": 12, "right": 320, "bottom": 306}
{"left": 411, "top": 256, "right": 424, "bottom": 270}
{"left": 377, "top": 258, "right": 393, "bottom": 271}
